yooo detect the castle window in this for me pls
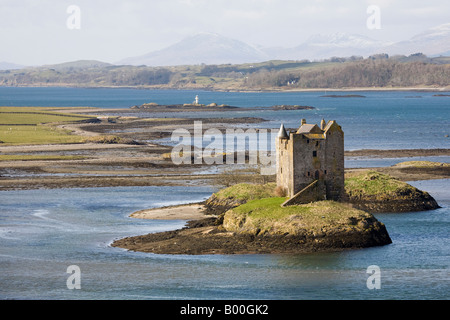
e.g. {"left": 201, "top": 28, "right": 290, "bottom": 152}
{"left": 313, "top": 151, "right": 317, "bottom": 157}
{"left": 306, "top": 139, "right": 310, "bottom": 144}
{"left": 324, "top": 170, "right": 327, "bottom": 174}
{"left": 307, "top": 172, "right": 310, "bottom": 177}
{"left": 315, "top": 141, "right": 319, "bottom": 147}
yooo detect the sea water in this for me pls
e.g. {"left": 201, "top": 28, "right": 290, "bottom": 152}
{"left": 0, "top": 87, "right": 449, "bottom": 299}
{"left": 1, "top": 87, "right": 449, "bottom": 150}
{"left": 0, "top": 181, "right": 448, "bottom": 300}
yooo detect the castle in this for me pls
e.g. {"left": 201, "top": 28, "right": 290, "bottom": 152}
{"left": 276, "top": 118, "right": 345, "bottom": 206}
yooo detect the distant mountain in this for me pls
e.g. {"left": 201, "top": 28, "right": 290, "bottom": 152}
{"left": 117, "top": 33, "right": 269, "bottom": 66}
{"left": 0, "top": 61, "right": 25, "bottom": 70}
{"left": 117, "top": 24, "right": 450, "bottom": 67}
{"left": 267, "top": 33, "right": 391, "bottom": 60}
{"left": 383, "top": 23, "right": 450, "bottom": 56}
{"left": 116, "top": 32, "right": 395, "bottom": 66}
{"left": 39, "top": 60, "right": 112, "bottom": 70}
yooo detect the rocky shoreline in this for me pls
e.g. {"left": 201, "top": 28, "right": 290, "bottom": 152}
{"left": 347, "top": 194, "right": 440, "bottom": 213}
{"left": 111, "top": 169, "right": 443, "bottom": 255}
{"left": 345, "top": 171, "right": 441, "bottom": 213}
{"left": 111, "top": 214, "right": 391, "bottom": 255}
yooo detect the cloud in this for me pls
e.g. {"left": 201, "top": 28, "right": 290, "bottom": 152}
{"left": 0, "top": 0, "right": 448, "bottom": 65}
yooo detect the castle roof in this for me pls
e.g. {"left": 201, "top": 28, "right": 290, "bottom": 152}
{"left": 278, "top": 124, "right": 289, "bottom": 139}
{"left": 323, "top": 120, "right": 342, "bottom": 133}
{"left": 296, "top": 123, "right": 325, "bottom": 139}
{"left": 296, "top": 124, "right": 321, "bottom": 134}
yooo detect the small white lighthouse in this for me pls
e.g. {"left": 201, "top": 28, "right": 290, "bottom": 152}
{"left": 194, "top": 95, "right": 199, "bottom": 105}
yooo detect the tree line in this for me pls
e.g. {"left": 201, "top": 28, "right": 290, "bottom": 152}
{"left": 243, "top": 59, "right": 450, "bottom": 88}
{"left": 0, "top": 54, "right": 448, "bottom": 88}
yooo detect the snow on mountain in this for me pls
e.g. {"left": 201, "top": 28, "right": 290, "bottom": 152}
{"left": 117, "top": 24, "right": 450, "bottom": 67}
{"left": 268, "top": 33, "right": 391, "bottom": 60}
{"left": 117, "top": 33, "right": 269, "bottom": 66}
{"left": 383, "top": 23, "right": 450, "bottom": 56}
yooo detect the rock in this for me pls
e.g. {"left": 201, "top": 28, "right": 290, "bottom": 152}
{"left": 345, "top": 170, "right": 440, "bottom": 213}
{"left": 271, "top": 105, "right": 314, "bottom": 110}
{"left": 221, "top": 198, "right": 392, "bottom": 251}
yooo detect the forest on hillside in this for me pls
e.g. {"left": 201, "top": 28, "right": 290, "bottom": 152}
{"left": 243, "top": 58, "right": 450, "bottom": 88}
{"left": 0, "top": 53, "right": 449, "bottom": 90}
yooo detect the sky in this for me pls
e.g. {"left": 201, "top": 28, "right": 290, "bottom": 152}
{"left": 0, "top": 0, "right": 449, "bottom": 66}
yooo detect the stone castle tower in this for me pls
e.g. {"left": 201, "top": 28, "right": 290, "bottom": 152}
{"left": 276, "top": 118, "right": 345, "bottom": 206}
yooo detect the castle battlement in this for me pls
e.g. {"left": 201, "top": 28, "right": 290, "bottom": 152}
{"left": 276, "top": 118, "right": 345, "bottom": 205}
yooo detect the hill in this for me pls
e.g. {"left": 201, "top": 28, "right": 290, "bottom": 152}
{"left": 118, "top": 33, "right": 268, "bottom": 66}
{"left": 40, "top": 60, "right": 113, "bottom": 71}
{"left": 383, "top": 23, "right": 450, "bottom": 57}
{"left": 0, "top": 61, "right": 25, "bottom": 70}
{"left": 117, "top": 25, "right": 450, "bottom": 66}
{"left": 0, "top": 54, "right": 449, "bottom": 90}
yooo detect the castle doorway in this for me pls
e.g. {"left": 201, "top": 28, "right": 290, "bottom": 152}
{"left": 315, "top": 170, "right": 320, "bottom": 180}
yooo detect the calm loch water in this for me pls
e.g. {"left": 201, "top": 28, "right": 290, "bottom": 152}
{"left": 0, "top": 87, "right": 449, "bottom": 299}
{"left": 0, "top": 181, "right": 448, "bottom": 300}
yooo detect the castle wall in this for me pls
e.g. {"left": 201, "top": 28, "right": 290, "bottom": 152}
{"left": 276, "top": 120, "right": 345, "bottom": 201}
{"left": 291, "top": 134, "right": 325, "bottom": 197}
{"left": 323, "top": 123, "right": 345, "bottom": 201}
{"left": 276, "top": 136, "right": 293, "bottom": 196}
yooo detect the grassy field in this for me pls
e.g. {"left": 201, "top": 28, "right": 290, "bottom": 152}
{"left": 0, "top": 107, "right": 94, "bottom": 145}
{"left": 0, "top": 107, "right": 94, "bottom": 124}
{"left": 0, "top": 113, "right": 90, "bottom": 125}
{"left": 0, "top": 124, "right": 85, "bottom": 145}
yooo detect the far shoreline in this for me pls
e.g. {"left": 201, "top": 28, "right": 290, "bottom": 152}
{"left": 2, "top": 84, "right": 449, "bottom": 93}
{"left": 0, "top": 146, "right": 449, "bottom": 191}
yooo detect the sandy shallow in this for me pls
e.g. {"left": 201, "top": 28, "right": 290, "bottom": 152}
{"left": 130, "top": 203, "right": 207, "bottom": 220}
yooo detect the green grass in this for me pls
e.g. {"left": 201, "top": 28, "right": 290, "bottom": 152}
{"left": 213, "top": 182, "right": 277, "bottom": 201}
{"left": 0, "top": 107, "right": 59, "bottom": 113}
{"left": 225, "top": 197, "right": 370, "bottom": 234}
{"left": 234, "top": 198, "right": 358, "bottom": 221}
{"left": 233, "top": 197, "right": 303, "bottom": 218}
{"left": 0, "top": 107, "right": 95, "bottom": 145}
{"left": 0, "top": 113, "right": 89, "bottom": 125}
{"left": 0, "top": 125, "right": 84, "bottom": 145}
{"left": 344, "top": 170, "right": 414, "bottom": 197}
{"left": 0, "top": 107, "right": 94, "bottom": 125}
{"left": 393, "top": 161, "right": 450, "bottom": 168}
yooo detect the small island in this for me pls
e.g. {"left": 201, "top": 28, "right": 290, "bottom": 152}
{"left": 111, "top": 119, "right": 441, "bottom": 255}
{"left": 320, "top": 94, "right": 366, "bottom": 98}
{"left": 130, "top": 102, "right": 315, "bottom": 111}
{"left": 270, "top": 105, "right": 314, "bottom": 110}
{"left": 130, "top": 102, "right": 237, "bottom": 110}
{"left": 111, "top": 169, "right": 441, "bottom": 255}
{"left": 346, "top": 170, "right": 440, "bottom": 213}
